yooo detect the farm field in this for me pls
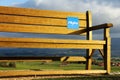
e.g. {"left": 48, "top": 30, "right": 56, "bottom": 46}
{"left": 0, "top": 61, "right": 119, "bottom": 80}
{"left": 0, "top": 61, "right": 119, "bottom": 72}
{"left": 0, "top": 61, "right": 87, "bottom": 70}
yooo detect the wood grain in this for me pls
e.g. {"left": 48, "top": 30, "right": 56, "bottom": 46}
{"left": 0, "top": 15, "right": 86, "bottom": 27}
{"left": 0, "top": 41, "right": 104, "bottom": 49}
{"left": 0, "top": 24, "right": 85, "bottom": 35}
{"left": 0, "top": 70, "right": 107, "bottom": 77}
{"left": 0, "top": 6, "right": 86, "bottom": 19}
{"left": 0, "top": 37, "right": 105, "bottom": 44}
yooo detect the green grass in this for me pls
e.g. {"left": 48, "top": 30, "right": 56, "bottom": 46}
{"left": 0, "top": 61, "right": 119, "bottom": 72}
{"left": 0, "top": 61, "right": 85, "bottom": 70}
{"left": 111, "top": 66, "right": 120, "bottom": 72}
{"left": 0, "top": 61, "right": 120, "bottom": 80}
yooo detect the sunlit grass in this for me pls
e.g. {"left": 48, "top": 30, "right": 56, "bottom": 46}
{"left": 0, "top": 61, "right": 119, "bottom": 72}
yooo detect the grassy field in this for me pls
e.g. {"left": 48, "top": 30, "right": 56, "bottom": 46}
{"left": 0, "top": 61, "right": 119, "bottom": 80}
{"left": 0, "top": 61, "right": 119, "bottom": 72}
{"left": 0, "top": 61, "right": 86, "bottom": 70}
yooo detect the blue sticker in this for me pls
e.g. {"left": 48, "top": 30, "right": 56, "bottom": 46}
{"left": 67, "top": 17, "right": 79, "bottom": 30}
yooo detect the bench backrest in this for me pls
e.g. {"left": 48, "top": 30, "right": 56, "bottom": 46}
{"left": 0, "top": 6, "right": 92, "bottom": 36}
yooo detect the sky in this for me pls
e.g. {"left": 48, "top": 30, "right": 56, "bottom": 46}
{"left": 0, "top": 0, "right": 120, "bottom": 38}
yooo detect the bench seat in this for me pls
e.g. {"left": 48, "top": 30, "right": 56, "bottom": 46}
{"left": 0, "top": 37, "right": 105, "bottom": 49}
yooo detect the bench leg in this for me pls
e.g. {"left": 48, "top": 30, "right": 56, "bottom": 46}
{"left": 104, "top": 37, "right": 111, "bottom": 74}
{"left": 86, "top": 49, "right": 92, "bottom": 70}
{"left": 104, "top": 28, "right": 111, "bottom": 74}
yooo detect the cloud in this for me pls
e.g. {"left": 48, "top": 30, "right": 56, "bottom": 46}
{"left": 95, "top": 0, "right": 120, "bottom": 8}
{"left": 13, "top": 0, "right": 120, "bottom": 38}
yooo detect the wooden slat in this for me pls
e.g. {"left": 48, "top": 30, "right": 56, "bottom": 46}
{"left": 0, "top": 70, "right": 107, "bottom": 77}
{"left": 0, "top": 24, "right": 85, "bottom": 34}
{"left": 0, "top": 37, "right": 106, "bottom": 44}
{"left": 0, "top": 6, "right": 86, "bottom": 19}
{"left": 0, "top": 15, "right": 86, "bottom": 27}
{"left": 0, "top": 42, "right": 104, "bottom": 49}
{"left": 0, "top": 37, "right": 105, "bottom": 49}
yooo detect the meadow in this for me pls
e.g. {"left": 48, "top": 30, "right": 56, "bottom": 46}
{"left": 0, "top": 61, "right": 119, "bottom": 72}
{"left": 0, "top": 61, "right": 119, "bottom": 80}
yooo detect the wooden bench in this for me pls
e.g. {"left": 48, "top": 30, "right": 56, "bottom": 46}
{"left": 0, "top": 6, "right": 113, "bottom": 77}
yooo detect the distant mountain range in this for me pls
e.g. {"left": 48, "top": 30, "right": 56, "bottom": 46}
{"left": 0, "top": 38, "right": 119, "bottom": 57}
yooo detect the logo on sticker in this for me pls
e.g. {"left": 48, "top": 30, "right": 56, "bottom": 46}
{"left": 67, "top": 17, "right": 79, "bottom": 30}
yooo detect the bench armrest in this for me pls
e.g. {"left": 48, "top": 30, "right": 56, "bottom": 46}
{"left": 88, "top": 23, "right": 113, "bottom": 31}
{"left": 70, "top": 23, "right": 113, "bottom": 34}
